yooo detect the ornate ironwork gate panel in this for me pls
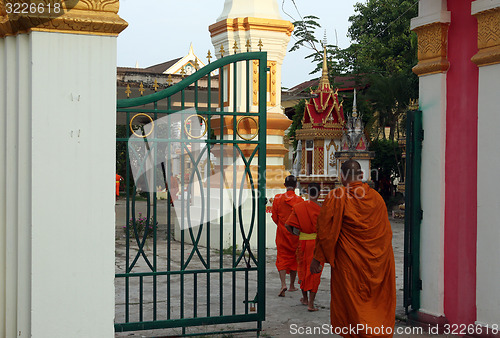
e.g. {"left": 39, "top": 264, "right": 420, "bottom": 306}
{"left": 403, "top": 109, "right": 423, "bottom": 314}
{"left": 115, "top": 52, "right": 268, "bottom": 335}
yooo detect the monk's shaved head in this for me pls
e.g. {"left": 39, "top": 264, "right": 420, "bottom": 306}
{"left": 341, "top": 160, "right": 363, "bottom": 183}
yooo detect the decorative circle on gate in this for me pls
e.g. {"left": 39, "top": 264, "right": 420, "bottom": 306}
{"left": 184, "top": 114, "right": 208, "bottom": 139}
{"left": 130, "top": 113, "right": 154, "bottom": 138}
{"left": 236, "top": 116, "right": 259, "bottom": 141}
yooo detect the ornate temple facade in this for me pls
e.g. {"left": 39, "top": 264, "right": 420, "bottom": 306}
{"left": 295, "top": 49, "right": 372, "bottom": 195}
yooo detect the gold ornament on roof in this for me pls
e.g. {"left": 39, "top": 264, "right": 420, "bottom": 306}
{"left": 246, "top": 39, "right": 252, "bottom": 52}
{"left": 258, "top": 39, "right": 263, "bottom": 51}
{"left": 220, "top": 44, "right": 225, "bottom": 57}
{"left": 207, "top": 50, "right": 212, "bottom": 63}
{"left": 167, "top": 74, "right": 173, "bottom": 86}
{"left": 318, "top": 45, "right": 331, "bottom": 90}
{"left": 153, "top": 79, "right": 159, "bottom": 92}
{"left": 139, "top": 82, "right": 145, "bottom": 96}
{"left": 233, "top": 41, "right": 239, "bottom": 54}
{"left": 125, "top": 84, "right": 132, "bottom": 98}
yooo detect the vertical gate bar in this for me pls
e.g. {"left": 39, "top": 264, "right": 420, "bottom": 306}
{"left": 411, "top": 111, "right": 422, "bottom": 311}
{"left": 180, "top": 140, "right": 185, "bottom": 320}
{"left": 219, "top": 64, "right": 225, "bottom": 316}
{"left": 194, "top": 272, "right": 198, "bottom": 318}
{"left": 257, "top": 54, "right": 268, "bottom": 321}
{"left": 206, "top": 72, "right": 212, "bottom": 318}
{"left": 166, "top": 110, "right": 172, "bottom": 320}
{"left": 232, "top": 60, "right": 238, "bottom": 316}
{"left": 139, "top": 276, "right": 143, "bottom": 322}
{"left": 125, "top": 111, "right": 131, "bottom": 323}
{"left": 404, "top": 111, "right": 414, "bottom": 312}
{"left": 246, "top": 60, "right": 250, "bottom": 114}
{"left": 195, "top": 81, "right": 198, "bottom": 110}
{"left": 245, "top": 270, "right": 249, "bottom": 314}
{"left": 153, "top": 104, "right": 158, "bottom": 321}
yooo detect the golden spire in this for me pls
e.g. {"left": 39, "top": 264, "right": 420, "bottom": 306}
{"left": 258, "top": 39, "right": 263, "bottom": 51}
{"left": 318, "top": 45, "right": 330, "bottom": 89}
{"left": 207, "top": 50, "right": 212, "bottom": 63}
{"left": 153, "top": 79, "right": 159, "bottom": 92}
{"left": 233, "top": 41, "right": 239, "bottom": 54}
{"left": 220, "top": 44, "right": 225, "bottom": 57}
{"left": 194, "top": 59, "right": 200, "bottom": 70}
{"left": 167, "top": 74, "right": 173, "bottom": 86}
{"left": 139, "top": 82, "right": 145, "bottom": 96}
{"left": 246, "top": 39, "right": 251, "bottom": 52}
{"left": 180, "top": 67, "right": 186, "bottom": 78}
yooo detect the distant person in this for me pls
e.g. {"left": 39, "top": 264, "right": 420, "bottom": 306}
{"left": 285, "top": 183, "right": 323, "bottom": 312}
{"left": 271, "top": 175, "right": 304, "bottom": 297}
{"left": 311, "top": 160, "right": 396, "bottom": 337}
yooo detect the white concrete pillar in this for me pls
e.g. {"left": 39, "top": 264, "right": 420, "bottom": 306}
{"left": 0, "top": 3, "right": 127, "bottom": 337}
{"left": 472, "top": 0, "right": 500, "bottom": 328}
{"left": 410, "top": 1, "right": 450, "bottom": 319}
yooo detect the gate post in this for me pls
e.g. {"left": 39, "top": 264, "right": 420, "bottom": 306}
{"left": 0, "top": 3, "right": 127, "bottom": 337}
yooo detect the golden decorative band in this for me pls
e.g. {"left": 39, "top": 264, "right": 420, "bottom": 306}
{"left": 412, "top": 22, "right": 450, "bottom": 76}
{"left": 184, "top": 114, "right": 208, "bottom": 139}
{"left": 472, "top": 7, "right": 500, "bottom": 67}
{"left": 299, "top": 232, "right": 317, "bottom": 240}
{"left": 130, "top": 113, "right": 154, "bottom": 138}
{"left": 0, "top": 0, "right": 128, "bottom": 37}
{"left": 236, "top": 116, "right": 259, "bottom": 141}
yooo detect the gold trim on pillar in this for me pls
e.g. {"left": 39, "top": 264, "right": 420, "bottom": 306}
{"left": 252, "top": 60, "right": 277, "bottom": 107}
{"left": 472, "top": 7, "right": 500, "bottom": 67}
{"left": 412, "top": 22, "right": 450, "bottom": 76}
{"left": 0, "top": 0, "right": 128, "bottom": 37}
{"left": 209, "top": 17, "right": 294, "bottom": 38}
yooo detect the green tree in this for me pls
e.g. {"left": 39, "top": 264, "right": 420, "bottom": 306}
{"left": 286, "top": 99, "right": 306, "bottom": 150}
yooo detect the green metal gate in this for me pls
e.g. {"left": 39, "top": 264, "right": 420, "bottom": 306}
{"left": 403, "top": 109, "right": 423, "bottom": 314}
{"left": 115, "top": 52, "right": 268, "bottom": 336}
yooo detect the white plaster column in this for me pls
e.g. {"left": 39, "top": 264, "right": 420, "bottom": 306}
{"left": 0, "top": 3, "right": 127, "bottom": 337}
{"left": 410, "top": 1, "right": 450, "bottom": 318}
{"left": 472, "top": 0, "right": 500, "bottom": 327}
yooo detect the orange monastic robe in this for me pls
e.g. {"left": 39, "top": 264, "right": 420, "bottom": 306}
{"left": 271, "top": 191, "right": 304, "bottom": 272}
{"left": 314, "top": 182, "right": 396, "bottom": 338}
{"left": 286, "top": 200, "right": 323, "bottom": 293}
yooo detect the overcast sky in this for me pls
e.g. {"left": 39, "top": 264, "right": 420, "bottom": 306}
{"left": 117, "top": 0, "right": 361, "bottom": 88}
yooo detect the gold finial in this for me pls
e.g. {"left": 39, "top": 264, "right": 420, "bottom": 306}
{"left": 246, "top": 39, "right": 251, "bottom": 52}
{"left": 409, "top": 99, "right": 419, "bottom": 111}
{"left": 125, "top": 84, "right": 132, "bottom": 98}
{"left": 207, "top": 50, "right": 212, "bottom": 63}
{"left": 318, "top": 45, "right": 331, "bottom": 89}
{"left": 180, "top": 67, "right": 186, "bottom": 78}
{"left": 352, "top": 88, "right": 358, "bottom": 117}
{"left": 233, "top": 41, "right": 239, "bottom": 54}
{"left": 139, "top": 82, "right": 145, "bottom": 96}
{"left": 258, "top": 39, "right": 263, "bottom": 51}
{"left": 194, "top": 59, "right": 200, "bottom": 70}
{"left": 153, "top": 79, "right": 159, "bottom": 92}
{"left": 220, "top": 44, "right": 225, "bottom": 57}
{"left": 167, "top": 74, "right": 173, "bottom": 86}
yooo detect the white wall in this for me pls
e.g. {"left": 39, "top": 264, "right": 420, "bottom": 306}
{"left": 418, "top": 74, "right": 447, "bottom": 317}
{"left": 476, "top": 63, "right": 500, "bottom": 326}
{"left": 1, "top": 30, "right": 118, "bottom": 337}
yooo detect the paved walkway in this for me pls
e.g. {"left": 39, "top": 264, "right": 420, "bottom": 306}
{"left": 114, "top": 200, "right": 448, "bottom": 337}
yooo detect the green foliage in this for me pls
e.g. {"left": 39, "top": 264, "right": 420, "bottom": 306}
{"left": 286, "top": 99, "right": 306, "bottom": 150}
{"left": 369, "top": 139, "right": 402, "bottom": 182}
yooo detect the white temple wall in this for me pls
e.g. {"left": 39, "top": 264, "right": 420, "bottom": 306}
{"left": 0, "top": 31, "right": 118, "bottom": 338}
{"left": 417, "top": 73, "right": 447, "bottom": 318}
{"left": 476, "top": 62, "right": 500, "bottom": 327}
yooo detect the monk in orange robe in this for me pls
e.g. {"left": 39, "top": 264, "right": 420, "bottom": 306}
{"left": 311, "top": 160, "right": 396, "bottom": 337}
{"left": 271, "top": 175, "right": 304, "bottom": 297}
{"left": 285, "top": 183, "right": 323, "bottom": 312}
{"left": 116, "top": 174, "right": 123, "bottom": 200}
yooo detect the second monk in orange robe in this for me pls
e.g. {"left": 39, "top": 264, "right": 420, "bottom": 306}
{"left": 311, "top": 160, "right": 396, "bottom": 338}
{"left": 286, "top": 183, "right": 323, "bottom": 312}
{"left": 271, "top": 175, "right": 304, "bottom": 297}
